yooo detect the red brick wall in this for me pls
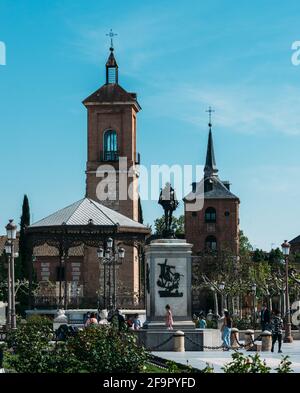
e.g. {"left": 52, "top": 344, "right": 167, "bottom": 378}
{"left": 185, "top": 199, "right": 240, "bottom": 255}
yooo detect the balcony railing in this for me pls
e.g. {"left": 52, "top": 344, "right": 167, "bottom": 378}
{"left": 100, "top": 151, "right": 141, "bottom": 164}
{"left": 100, "top": 150, "right": 119, "bottom": 162}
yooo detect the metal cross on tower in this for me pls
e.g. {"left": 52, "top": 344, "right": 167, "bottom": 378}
{"left": 206, "top": 106, "right": 215, "bottom": 128}
{"left": 106, "top": 29, "right": 118, "bottom": 49}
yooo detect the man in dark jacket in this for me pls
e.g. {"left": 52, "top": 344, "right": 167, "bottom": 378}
{"left": 260, "top": 303, "right": 271, "bottom": 331}
{"left": 271, "top": 310, "right": 283, "bottom": 353}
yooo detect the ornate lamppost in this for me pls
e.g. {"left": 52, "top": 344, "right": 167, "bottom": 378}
{"left": 97, "top": 238, "right": 125, "bottom": 310}
{"left": 251, "top": 283, "right": 257, "bottom": 327}
{"left": 5, "top": 219, "right": 18, "bottom": 330}
{"left": 281, "top": 240, "right": 293, "bottom": 343}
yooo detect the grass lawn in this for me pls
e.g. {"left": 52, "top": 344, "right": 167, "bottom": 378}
{"left": 143, "top": 362, "right": 167, "bottom": 373}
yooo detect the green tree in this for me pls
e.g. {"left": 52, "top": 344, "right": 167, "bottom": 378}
{"left": 239, "top": 230, "right": 252, "bottom": 255}
{"left": 18, "top": 195, "right": 31, "bottom": 279}
{"left": 154, "top": 215, "right": 184, "bottom": 236}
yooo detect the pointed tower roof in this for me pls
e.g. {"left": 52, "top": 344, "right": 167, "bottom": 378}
{"left": 106, "top": 48, "right": 118, "bottom": 68}
{"left": 82, "top": 40, "right": 141, "bottom": 111}
{"left": 204, "top": 125, "right": 218, "bottom": 178}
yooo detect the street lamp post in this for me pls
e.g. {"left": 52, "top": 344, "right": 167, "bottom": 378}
{"left": 251, "top": 283, "right": 257, "bottom": 328}
{"left": 97, "top": 238, "right": 125, "bottom": 311}
{"left": 281, "top": 240, "right": 293, "bottom": 343}
{"left": 5, "top": 219, "right": 18, "bottom": 330}
{"left": 4, "top": 241, "right": 12, "bottom": 330}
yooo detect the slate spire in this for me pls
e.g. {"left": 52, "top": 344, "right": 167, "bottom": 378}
{"left": 204, "top": 120, "right": 218, "bottom": 178}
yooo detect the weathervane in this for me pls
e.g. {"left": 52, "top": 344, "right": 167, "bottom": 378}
{"left": 206, "top": 106, "right": 215, "bottom": 128}
{"left": 106, "top": 29, "right": 118, "bottom": 49}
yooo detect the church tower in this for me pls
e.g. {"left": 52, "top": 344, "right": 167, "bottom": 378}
{"left": 82, "top": 38, "right": 142, "bottom": 301}
{"left": 83, "top": 42, "right": 141, "bottom": 222}
{"left": 184, "top": 114, "right": 240, "bottom": 256}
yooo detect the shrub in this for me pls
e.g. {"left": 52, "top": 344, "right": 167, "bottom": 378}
{"left": 275, "top": 356, "right": 293, "bottom": 373}
{"left": 232, "top": 317, "right": 260, "bottom": 330}
{"left": 206, "top": 320, "right": 217, "bottom": 329}
{"left": 6, "top": 316, "right": 54, "bottom": 372}
{"left": 6, "top": 320, "right": 148, "bottom": 373}
{"left": 26, "top": 314, "right": 53, "bottom": 327}
{"left": 66, "top": 326, "right": 148, "bottom": 373}
{"left": 222, "top": 352, "right": 271, "bottom": 373}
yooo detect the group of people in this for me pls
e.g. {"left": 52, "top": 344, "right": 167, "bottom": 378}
{"left": 84, "top": 309, "right": 142, "bottom": 331}
{"left": 165, "top": 304, "right": 285, "bottom": 352}
{"left": 220, "top": 307, "right": 284, "bottom": 352}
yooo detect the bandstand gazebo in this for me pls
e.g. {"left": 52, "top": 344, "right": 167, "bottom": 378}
{"left": 25, "top": 198, "right": 150, "bottom": 310}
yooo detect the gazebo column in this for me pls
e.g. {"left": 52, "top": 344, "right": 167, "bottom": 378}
{"left": 58, "top": 247, "right": 69, "bottom": 310}
{"left": 58, "top": 249, "right": 63, "bottom": 308}
{"left": 63, "top": 252, "right": 69, "bottom": 310}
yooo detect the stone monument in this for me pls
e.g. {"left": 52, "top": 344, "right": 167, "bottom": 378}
{"left": 145, "top": 183, "right": 194, "bottom": 329}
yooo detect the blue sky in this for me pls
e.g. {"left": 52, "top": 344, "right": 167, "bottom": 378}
{"left": 0, "top": 0, "right": 300, "bottom": 250}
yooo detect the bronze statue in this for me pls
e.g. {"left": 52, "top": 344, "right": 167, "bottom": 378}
{"left": 158, "top": 182, "right": 179, "bottom": 238}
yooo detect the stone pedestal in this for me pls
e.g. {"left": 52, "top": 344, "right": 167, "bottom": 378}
{"left": 173, "top": 330, "right": 185, "bottom": 352}
{"left": 230, "top": 328, "right": 240, "bottom": 349}
{"left": 261, "top": 330, "right": 272, "bottom": 351}
{"left": 145, "top": 239, "right": 194, "bottom": 329}
{"left": 244, "top": 329, "right": 254, "bottom": 349}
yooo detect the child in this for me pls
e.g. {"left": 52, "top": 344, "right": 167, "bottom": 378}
{"left": 165, "top": 304, "right": 174, "bottom": 330}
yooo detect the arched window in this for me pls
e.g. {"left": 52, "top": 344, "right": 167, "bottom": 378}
{"left": 205, "top": 207, "right": 216, "bottom": 223}
{"left": 103, "top": 130, "right": 118, "bottom": 161}
{"left": 205, "top": 236, "right": 217, "bottom": 251}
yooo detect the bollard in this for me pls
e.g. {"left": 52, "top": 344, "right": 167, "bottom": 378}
{"left": 244, "top": 329, "right": 254, "bottom": 349}
{"left": 230, "top": 328, "right": 240, "bottom": 349}
{"left": 173, "top": 330, "right": 185, "bottom": 352}
{"left": 261, "top": 330, "right": 272, "bottom": 352}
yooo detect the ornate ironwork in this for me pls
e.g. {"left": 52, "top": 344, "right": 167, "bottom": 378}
{"left": 25, "top": 221, "right": 149, "bottom": 310}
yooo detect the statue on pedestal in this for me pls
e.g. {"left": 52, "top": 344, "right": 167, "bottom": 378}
{"left": 158, "top": 182, "right": 179, "bottom": 238}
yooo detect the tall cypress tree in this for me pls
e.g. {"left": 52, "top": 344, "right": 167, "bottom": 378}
{"left": 19, "top": 194, "right": 31, "bottom": 279}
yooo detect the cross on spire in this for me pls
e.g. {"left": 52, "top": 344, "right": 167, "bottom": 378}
{"left": 106, "top": 29, "right": 118, "bottom": 50}
{"left": 206, "top": 106, "right": 215, "bottom": 128}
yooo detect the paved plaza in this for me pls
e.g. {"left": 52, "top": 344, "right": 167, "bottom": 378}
{"left": 153, "top": 341, "right": 300, "bottom": 373}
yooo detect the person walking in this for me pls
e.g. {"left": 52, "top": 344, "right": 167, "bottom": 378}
{"left": 221, "top": 310, "right": 232, "bottom": 350}
{"left": 271, "top": 310, "right": 283, "bottom": 353}
{"left": 260, "top": 303, "right": 271, "bottom": 331}
{"left": 165, "top": 304, "right": 174, "bottom": 330}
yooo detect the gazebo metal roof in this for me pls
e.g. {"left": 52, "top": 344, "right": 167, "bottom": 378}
{"left": 30, "top": 198, "right": 146, "bottom": 230}
{"left": 26, "top": 197, "right": 150, "bottom": 250}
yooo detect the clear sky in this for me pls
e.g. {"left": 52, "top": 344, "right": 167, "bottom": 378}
{"left": 0, "top": 0, "right": 300, "bottom": 250}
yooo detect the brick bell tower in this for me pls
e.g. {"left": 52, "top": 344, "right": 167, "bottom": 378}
{"left": 184, "top": 111, "right": 240, "bottom": 256}
{"left": 83, "top": 42, "right": 141, "bottom": 222}
{"left": 82, "top": 38, "right": 142, "bottom": 302}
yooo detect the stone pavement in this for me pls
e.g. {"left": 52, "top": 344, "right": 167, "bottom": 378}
{"left": 153, "top": 341, "right": 300, "bottom": 373}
